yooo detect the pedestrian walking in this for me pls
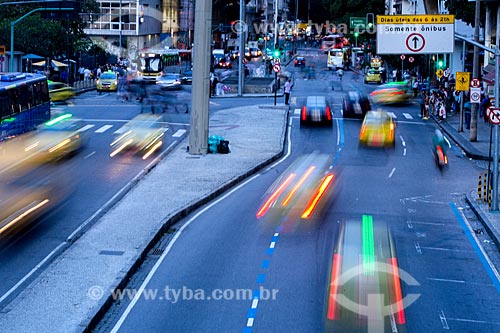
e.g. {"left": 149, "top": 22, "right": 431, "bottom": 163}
{"left": 284, "top": 78, "right": 292, "bottom": 105}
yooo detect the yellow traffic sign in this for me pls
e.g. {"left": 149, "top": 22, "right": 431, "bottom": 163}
{"left": 436, "top": 69, "right": 444, "bottom": 79}
{"left": 455, "top": 72, "right": 470, "bottom": 91}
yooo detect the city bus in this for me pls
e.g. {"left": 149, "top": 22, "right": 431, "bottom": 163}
{"left": 0, "top": 72, "right": 50, "bottom": 141}
{"left": 327, "top": 49, "right": 344, "bottom": 70}
{"left": 321, "top": 34, "right": 346, "bottom": 53}
{"left": 136, "top": 50, "right": 184, "bottom": 82}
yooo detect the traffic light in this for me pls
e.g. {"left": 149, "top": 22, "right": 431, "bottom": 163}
{"left": 354, "top": 32, "right": 359, "bottom": 37}
{"left": 366, "top": 13, "right": 375, "bottom": 29}
{"left": 273, "top": 49, "right": 280, "bottom": 58}
{"left": 438, "top": 60, "right": 444, "bottom": 68}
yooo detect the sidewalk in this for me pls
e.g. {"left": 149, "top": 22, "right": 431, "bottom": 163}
{"left": 0, "top": 105, "right": 288, "bottom": 333}
{"left": 433, "top": 110, "right": 500, "bottom": 250}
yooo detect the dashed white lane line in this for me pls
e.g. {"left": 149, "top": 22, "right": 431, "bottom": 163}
{"left": 83, "top": 151, "right": 96, "bottom": 160}
{"left": 439, "top": 310, "right": 450, "bottom": 330}
{"left": 172, "top": 129, "right": 187, "bottom": 137}
{"left": 95, "top": 125, "right": 113, "bottom": 133}
{"left": 426, "top": 277, "right": 493, "bottom": 286}
{"left": 246, "top": 318, "right": 254, "bottom": 327}
{"left": 294, "top": 108, "right": 300, "bottom": 115}
{"left": 251, "top": 298, "right": 259, "bottom": 309}
{"left": 114, "top": 127, "right": 127, "bottom": 134}
{"left": 77, "top": 124, "right": 95, "bottom": 132}
{"left": 388, "top": 167, "right": 396, "bottom": 178}
{"left": 388, "top": 112, "right": 397, "bottom": 119}
{"left": 403, "top": 112, "right": 413, "bottom": 119}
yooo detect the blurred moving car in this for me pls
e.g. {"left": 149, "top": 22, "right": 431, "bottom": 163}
{"left": 342, "top": 91, "right": 371, "bottom": 119}
{"left": 294, "top": 56, "right": 306, "bottom": 67}
{"left": 301, "top": 96, "right": 333, "bottom": 127}
{"left": 359, "top": 110, "right": 396, "bottom": 147}
{"left": 156, "top": 73, "right": 182, "bottom": 90}
{"left": 96, "top": 71, "right": 119, "bottom": 93}
{"left": 324, "top": 218, "right": 407, "bottom": 333}
{"left": 364, "top": 68, "right": 381, "bottom": 84}
{"left": 48, "top": 81, "right": 75, "bottom": 102}
{"left": 250, "top": 47, "right": 262, "bottom": 57}
{"left": 216, "top": 57, "right": 232, "bottom": 69}
{"left": 369, "top": 82, "right": 412, "bottom": 104}
{"left": 22, "top": 113, "right": 87, "bottom": 163}
{"left": 256, "top": 153, "right": 338, "bottom": 230}
{"left": 181, "top": 70, "right": 192, "bottom": 85}
{"left": 110, "top": 114, "right": 166, "bottom": 159}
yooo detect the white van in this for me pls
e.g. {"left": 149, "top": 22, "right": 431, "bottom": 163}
{"left": 327, "top": 49, "right": 344, "bottom": 70}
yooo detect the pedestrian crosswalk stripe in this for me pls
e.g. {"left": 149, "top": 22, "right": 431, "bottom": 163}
{"left": 113, "top": 127, "right": 127, "bottom": 134}
{"left": 95, "top": 125, "right": 113, "bottom": 133}
{"left": 291, "top": 97, "right": 297, "bottom": 105}
{"left": 294, "top": 108, "right": 301, "bottom": 115}
{"left": 172, "top": 129, "right": 186, "bottom": 137}
{"left": 403, "top": 113, "right": 413, "bottom": 119}
{"left": 388, "top": 112, "right": 397, "bottom": 119}
{"left": 77, "top": 124, "right": 95, "bottom": 132}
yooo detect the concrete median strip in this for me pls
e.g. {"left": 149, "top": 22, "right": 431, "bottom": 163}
{"left": 0, "top": 105, "right": 288, "bottom": 333}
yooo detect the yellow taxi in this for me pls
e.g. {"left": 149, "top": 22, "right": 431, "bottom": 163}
{"left": 22, "top": 113, "right": 87, "bottom": 163}
{"left": 359, "top": 110, "right": 396, "bottom": 147}
{"left": 364, "top": 68, "right": 381, "bottom": 84}
{"left": 48, "top": 81, "right": 75, "bottom": 102}
{"left": 369, "top": 82, "right": 412, "bottom": 104}
{"left": 96, "top": 71, "right": 119, "bottom": 93}
{"left": 110, "top": 114, "right": 166, "bottom": 160}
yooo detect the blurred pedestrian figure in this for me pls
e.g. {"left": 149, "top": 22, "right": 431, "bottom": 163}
{"left": 418, "top": 91, "right": 426, "bottom": 118}
{"left": 336, "top": 68, "right": 343, "bottom": 81}
{"left": 212, "top": 75, "right": 218, "bottom": 97}
{"left": 284, "top": 78, "right": 292, "bottom": 105}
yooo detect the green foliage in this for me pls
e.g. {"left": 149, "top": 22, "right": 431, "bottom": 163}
{"left": 0, "top": 0, "right": 100, "bottom": 58}
{"left": 444, "top": 0, "right": 476, "bottom": 27}
{"left": 321, "top": 0, "right": 385, "bottom": 24}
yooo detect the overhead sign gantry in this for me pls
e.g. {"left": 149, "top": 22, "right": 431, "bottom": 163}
{"left": 376, "top": 15, "right": 455, "bottom": 54}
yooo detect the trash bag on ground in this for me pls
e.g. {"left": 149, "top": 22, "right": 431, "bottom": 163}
{"left": 208, "top": 135, "right": 230, "bottom": 154}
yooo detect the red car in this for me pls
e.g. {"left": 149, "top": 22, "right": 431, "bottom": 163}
{"left": 294, "top": 56, "right": 306, "bottom": 67}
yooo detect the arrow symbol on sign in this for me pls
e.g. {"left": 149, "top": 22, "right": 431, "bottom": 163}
{"left": 412, "top": 36, "right": 419, "bottom": 49}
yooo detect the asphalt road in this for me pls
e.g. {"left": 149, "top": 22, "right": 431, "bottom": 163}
{"left": 94, "top": 54, "right": 500, "bottom": 332}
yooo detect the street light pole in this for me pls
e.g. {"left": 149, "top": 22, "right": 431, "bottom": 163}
{"left": 119, "top": 0, "right": 122, "bottom": 60}
{"left": 491, "top": 5, "right": 500, "bottom": 211}
{"left": 10, "top": 7, "right": 73, "bottom": 72}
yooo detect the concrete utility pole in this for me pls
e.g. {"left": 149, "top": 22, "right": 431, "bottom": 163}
{"left": 470, "top": 0, "right": 481, "bottom": 142}
{"left": 274, "top": 0, "right": 278, "bottom": 48}
{"left": 238, "top": 0, "right": 245, "bottom": 96}
{"left": 491, "top": 4, "right": 500, "bottom": 211}
{"left": 188, "top": 0, "right": 212, "bottom": 154}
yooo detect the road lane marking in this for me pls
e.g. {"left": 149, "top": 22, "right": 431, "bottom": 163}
{"left": 407, "top": 221, "right": 413, "bottom": 229}
{"left": 95, "top": 125, "right": 113, "bottom": 133}
{"left": 407, "top": 221, "right": 446, "bottom": 226}
{"left": 388, "top": 167, "right": 396, "bottom": 178}
{"left": 447, "top": 317, "right": 500, "bottom": 325}
{"left": 420, "top": 246, "right": 474, "bottom": 252}
{"left": 0, "top": 243, "right": 66, "bottom": 305}
{"left": 427, "top": 277, "right": 493, "bottom": 286}
{"left": 109, "top": 112, "right": 292, "bottom": 333}
{"left": 77, "top": 124, "right": 95, "bottom": 132}
{"left": 403, "top": 148, "right": 407, "bottom": 156}
{"left": 113, "top": 127, "right": 127, "bottom": 134}
{"left": 439, "top": 310, "right": 450, "bottom": 330}
{"left": 172, "top": 129, "right": 186, "bottom": 137}
{"left": 414, "top": 241, "right": 422, "bottom": 254}
{"left": 294, "top": 108, "right": 300, "bottom": 115}
{"left": 403, "top": 112, "right": 413, "bottom": 119}
{"left": 83, "top": 151, "right": 96, "bottom": 160}
{"left": 451, "top": 202, "right": 500, "bottom": 293}
{"left": 399, "top": 135, "right": 406, "bottom": 147}
{"left": 388, "top": 112, "right": 397, "bottom": 119}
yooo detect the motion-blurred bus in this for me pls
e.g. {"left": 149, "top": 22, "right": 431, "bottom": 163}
{"left": 0, "top": 72, "right": 50, "bottom": 141}
{"left": 321, "top": 34, "right": 346, "bottom": 53}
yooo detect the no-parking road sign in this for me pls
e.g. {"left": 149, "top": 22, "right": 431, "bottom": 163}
{"left": 488, "top": 107, "right": 500, "bottom": 125}
{"left": 272, "top": 64, "right": 281, "bottom": 73}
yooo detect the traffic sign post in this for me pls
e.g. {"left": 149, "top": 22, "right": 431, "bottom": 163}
{"left": 400, "top": 54, "right": 405, "bottom": 73}
{"left": 455, "top": 71, "right": 470, "bottom": 91}
{"left": 436, "top": 69, "right": 444, "bottom": 79}
{"left": 376, "top": 14, "right": 455, "bottom": 54}
{"left": 470, "top": 87, "right": 481, "bottom": 103}
{"left": 488, "top": 107, "right": 500, "bottom": 125}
